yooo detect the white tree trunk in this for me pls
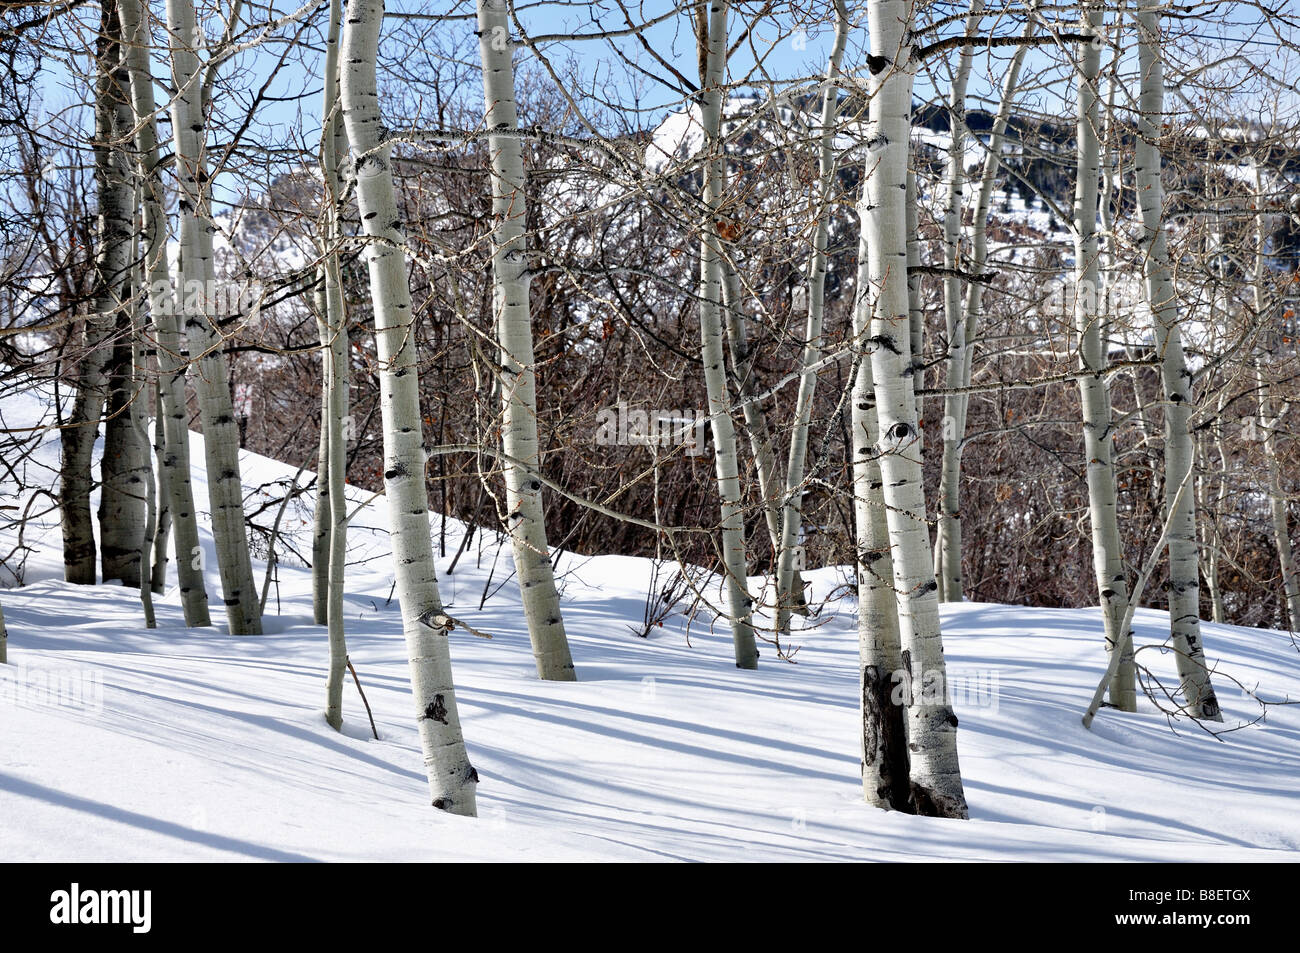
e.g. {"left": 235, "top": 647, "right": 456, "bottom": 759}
{"left": 320, "top": 0, "right": 349, "bottom": 729}
{"left": 476, "top": 0, "right": 576, "bottom": 681}
{"left": 121, "top": 0, "right": 210, "bottom": 625}
{"left": 342, "top": 0, "right": 478, "bottom": 814}
{"left": 61, "top": 1, "right": 135, "bottom": 586}
{"left": 150, "top": 379, "right": 172, "bottom": 596}
{"left": 311, "top": 357, "right": 331, "bottom": 628}
{"left": 695, "top": 0, "right": 758, "bottom": 668}
{"left": 1135, "top": 0, "right": 1220, "bottom": 719}
{"left": 99, "top": 295, "right": 148, "bottom": 587}
{"left": 1252, "top": 163, "right": 1300, "bottom": 631}
{"left": 1073, "top": 3, "right": 1136, "bottom": 713}
{"left": 720, "top": 256, "right": 797, "bottom": 608}
{"left": 933, "top": 1, "right": 982, "bottom": 602}
{"left": 166, "top": 0, "right": 261, "bottom": 635}
{"left": 852, "top": 230, "right": 909, "bottom": 811}
{"left": 861, "top": 0, "right": 967, "bottom": 818}
{"left": 774, "top": 0, "right": 849, "bottom": 637}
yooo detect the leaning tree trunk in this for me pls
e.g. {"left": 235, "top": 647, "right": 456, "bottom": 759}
{"left": 933, "top": 0, "right": 982, "bottom": 602}
{"left": 861, "top": 0, "right": 967, "bottom": 818}
{"left": 476, "top": 0, "right": 576, "bottom": 681}
{"left": 775, "top": 0, "right": 850, "bottom": 637}
{"left": 1073, "top": 3, "right": 1136, "bottom": 713}
{"left": 342, "top": 0, "right": 478, "bottom": 814}
{"left": 166, "top": 0, "right": 261, "bottom": 635}
{"left": 61, "top": 0, "right": 135, "bottom": 586}
{"left": 697, "top": 0, "right": 758, "bottom": 668}
{"left": 1135, "top": 0, "right": 1220, "bottom": 719}
{"left": 122, "top": 0, "right": 210, "bottom": 625}
{"left": 852, "top": 229, "right": 910, "bottom": 812}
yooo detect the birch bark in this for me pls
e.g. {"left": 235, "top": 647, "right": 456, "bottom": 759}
{"left": 1135, "top": 0, "right": 1220, "bottom": 719}
{"left": 852, "top": 230, "right": 909, "bottom": 812}
{"left": 775, "top": 0, "right": 849, "bottom": 637}
{"left": 320, "top": 0, "right": 349, "bottom": 729}
{"left": 166, "top": 0, "right": 260, "bottom": 634}
{"left": 476, "top": 0, "right": 576, "bottom": 680}
{"left": 698, "top": 0, "right": 758, "bottom": 668}
{"left": 933, "top": 1, "right": 982, "bottom": 602}
{"left": 342, "top": 0, "right": 478, "bottom": 813}
{"left": 1074, "top": 3, "right": 1136, "bottom": 712}
{"left": 121, "top": 0, "right": 210, "bottom": 625}
{"left": 1252, "top": 164, "right": 1300, "bottom": 631}
{"left": 862, "top": 0, "right": 967, "bottom": 817}
{"left": 61, "top": 0, "right": 135, "bottom": 586}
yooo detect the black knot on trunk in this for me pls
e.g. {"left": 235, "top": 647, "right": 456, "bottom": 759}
{"left": 886, "top": 421, "right": 914, "bottom": 442}
{"left": 422, "top": 694, "right": 449, "bottom": 724}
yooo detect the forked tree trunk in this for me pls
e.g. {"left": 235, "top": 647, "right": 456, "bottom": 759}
{"left": 342, "top": 0, "right": 478, "bottom": 814}
{"left": 122, "top": 0, "right": 210, "bottom": 624}
{"left": 1073, "top": 3, "right": 1136, "bottom": 713}
{"left": 1135, "top": 0, "right": 1220, "bottom": 719}
{"left": 861, "top": 0, "right": 967, "bottom": 818}
{"left": 166, "top": 0, "right": 261, "bottom": 635}
{"left": 697, "top": 0, "right": 758, "bottom": 669}
{"left": 476, "top": 0, "right": 576, "bottom": 680}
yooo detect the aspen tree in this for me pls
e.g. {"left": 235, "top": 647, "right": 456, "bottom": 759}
{"left": 319, "top": 0, "right": 350, "bottom": 729}
{"left": 342, "top": 0, "right": 478, "bottom": 813}
{"left": 1134, "top": 0, "right": 1220, "bottom": 719}
{"left": 775, "top": 0, "right": 849, "bottom": 637}
{"left": 698, "top": 0, "right": 758, "bottom": 668}
{"left": 121, "top": 0, "right": 210, "bottom": 625}
{"left": 165, "top": 0, "right": 261, "bottom": 634}
{"left": 852, "top": 231, "right": 909, "bottom": 812}
{"left": 61, "top": 0, "right": 135, "bottom": 586}
{"left": 476, "top": 0, "right": 576, "bottom": 680}
{"left": 861, "top": 0, "right": 967, "bottom": 817}
{"left": 1073, "top": 3, "right": 1136, "bottom": 712}
{"left": 933, "top": 0, "right": 982, "bottom": 602}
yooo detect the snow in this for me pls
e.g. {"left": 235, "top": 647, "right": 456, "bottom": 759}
{"left": 645, "top": 104, "right": 704, "bottom": 174}
{"left": 3, "top": 395, "right": 1300, "bottom": 861}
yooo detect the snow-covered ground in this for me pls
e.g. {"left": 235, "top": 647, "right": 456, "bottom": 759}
{"left": 2, "top": 395, "right": 1299, "bottom": 861}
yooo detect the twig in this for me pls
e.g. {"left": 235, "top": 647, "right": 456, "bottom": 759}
{"left": 346, "top": 655, "right": 379, "bottom": 741}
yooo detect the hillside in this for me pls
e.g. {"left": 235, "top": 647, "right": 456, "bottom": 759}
{"left": 2, "top": 394, "right": 1298, "bottom": 861}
